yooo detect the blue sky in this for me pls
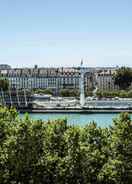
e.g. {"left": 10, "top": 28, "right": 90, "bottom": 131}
{"left": 0, "top": 0, "right": 132, "bottom": 67}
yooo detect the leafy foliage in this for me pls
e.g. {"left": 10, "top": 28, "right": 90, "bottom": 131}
{"left": 113, "top": 67, "right": 132, "bottom": 90}
{"left": 0, "top": 79, "right": 9, "bottom": 91}
{"left": 32, "top": 88, "right": 53, "bottom": 95}
{"left": 60, "top": 89, "right": 80, "bottom": 97}
{"left": 96, "top": 89, "right": 132, "bottom": 98}
{"left": 0, "top": 106, "right": 132, "bottom": 183}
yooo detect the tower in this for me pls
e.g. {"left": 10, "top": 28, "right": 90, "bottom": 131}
{"left": 80, "top": 59, "right": 85, "bottom": 107}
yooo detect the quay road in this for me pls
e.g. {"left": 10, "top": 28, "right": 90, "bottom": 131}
{"left": 28, "top": 97, "right": 132, "bottom": 113}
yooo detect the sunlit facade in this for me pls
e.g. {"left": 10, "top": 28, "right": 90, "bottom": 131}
{"left": 0, "top": 66, "right": 122, "bottom": 93}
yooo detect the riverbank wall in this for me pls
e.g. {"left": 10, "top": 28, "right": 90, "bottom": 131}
{"left": 19, "top": 108, "right": 132, "bottom": 113}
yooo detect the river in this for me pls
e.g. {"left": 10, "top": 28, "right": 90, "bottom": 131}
{"left": 20, "top": 112, "right": 132, "bottom": 127}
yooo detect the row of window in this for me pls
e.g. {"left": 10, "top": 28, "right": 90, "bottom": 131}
{"left": 8, "top": 77, "right": 80, "bottom": 89}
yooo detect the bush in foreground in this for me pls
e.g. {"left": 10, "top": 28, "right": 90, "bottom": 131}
{"left": 0, "top": 106, "right": 132, "bottom": 184}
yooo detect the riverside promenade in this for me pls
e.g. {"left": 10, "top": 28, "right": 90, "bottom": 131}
{"left": 22, "top": 97, "right": 132, "bottom": 113}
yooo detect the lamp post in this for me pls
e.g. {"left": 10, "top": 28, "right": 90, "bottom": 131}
{"left": 80, "top": 60, "right": 85, "bottom": 107}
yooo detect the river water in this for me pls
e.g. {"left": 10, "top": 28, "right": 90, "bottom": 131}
{"left": 20, "top": 112, "right": 132, "bottom": 127}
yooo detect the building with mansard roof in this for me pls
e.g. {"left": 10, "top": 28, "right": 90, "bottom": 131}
{"left": 1, "top": 65, "right": 129, "bottom": 95}
{"left": 0, "top": 66, "right": 94, "bottom": 95}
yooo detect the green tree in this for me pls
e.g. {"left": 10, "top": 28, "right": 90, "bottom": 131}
{"left": 62, "top": 127, "right": 84, "bottom": 184}
{"left": 33, "top": 88, "right": 53, "bottom": 95}
{"left": 0, "top": 78, "right": 9, "bottom": 91}
{"left": 1, "top": 106, "right": 132, "bottom": 184}
{"left": 98, "top": 113, "right": 132, "bottom": 184}
{"left": 113, "top": 67, "right": 132, "bottom": 90}
{"left": 60, "top": 89, "right": 79, "bottom": 97}
{"left": 81, "top": 123, "right": 110, "bottom": 184}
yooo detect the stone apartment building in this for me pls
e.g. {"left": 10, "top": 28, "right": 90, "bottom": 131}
{"left": 95, "top": 67, "right": 119, "bottom": 91}
{"left": 1, "top": 65, "right": 127, "bottom": 94}
{"left": 0, "top": 66, "right": 94, "bottom": 95}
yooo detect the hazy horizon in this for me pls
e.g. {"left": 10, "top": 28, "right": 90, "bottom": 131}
{"left": 0, "top": 0, "right": 132, "bottom": 68}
